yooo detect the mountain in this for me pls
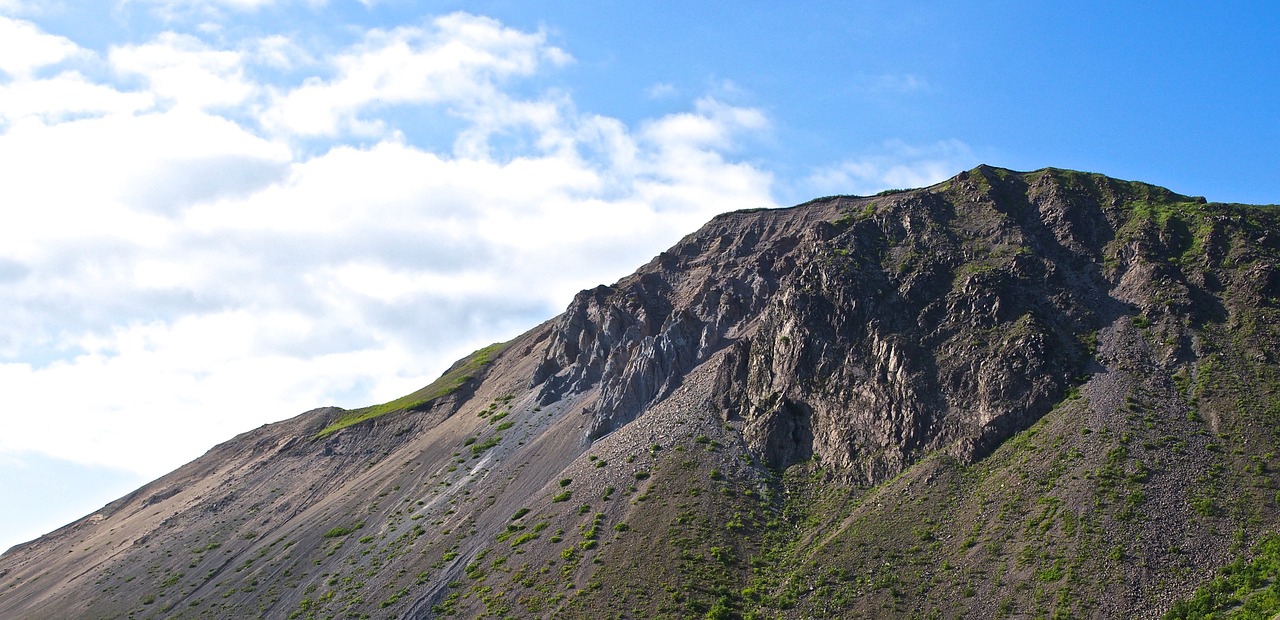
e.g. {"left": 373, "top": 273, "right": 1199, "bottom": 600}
{"left": 3, "top": 166, "right": 1280, "bottom": 619}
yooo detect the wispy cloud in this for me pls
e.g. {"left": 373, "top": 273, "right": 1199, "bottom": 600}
{"left": 646, "top": 82, "right": 676, "bottom": 99}
{"left": 803, "top": 139, "right": 978, "bottom": 196}
{"left": 869, "top": 73, "right": 930, "bottom": 93}
{"left": 0, "top": 0, "right": 46, "bottom": 16}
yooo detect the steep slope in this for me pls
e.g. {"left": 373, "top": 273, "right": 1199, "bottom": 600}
{"left": 2, "top": 166, "right": 1278, "bottom": 619}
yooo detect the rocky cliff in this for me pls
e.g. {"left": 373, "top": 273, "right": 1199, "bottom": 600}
{"left": 2, "top": 166, "right": 1278, "bottom": 619}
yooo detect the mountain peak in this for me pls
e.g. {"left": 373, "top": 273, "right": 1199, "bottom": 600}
{"left": 4, "top": 167, "right": 1279, "bottom": 619}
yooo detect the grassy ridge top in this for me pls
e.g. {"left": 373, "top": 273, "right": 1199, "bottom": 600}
{"left": 316, "top": 341, "right": 509, "bottom": 438}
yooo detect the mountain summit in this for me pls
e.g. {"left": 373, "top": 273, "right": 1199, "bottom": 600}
{"left": 3, "top": 166, "right": 1279, "bottom": 619}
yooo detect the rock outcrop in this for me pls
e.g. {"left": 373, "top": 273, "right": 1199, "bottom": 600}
{"left": 531, "top": 167, "right": 1120, "bottom": 481}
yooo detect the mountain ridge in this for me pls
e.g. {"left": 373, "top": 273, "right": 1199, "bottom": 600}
{"left": 3, "top": 165, "right": 1280, "bottom": 619}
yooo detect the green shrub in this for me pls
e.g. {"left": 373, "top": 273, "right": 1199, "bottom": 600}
{"left": 706, "top": 596, "right": 732, "bottom": 620}
{"left": 470, "top": 435, "right": 501, "bottom": 457}
{"left": 1191, "top": 497, "right": 1219, "bottom": 517}
{"left": 495, "top": 524, "right": 524, "bottom": 542}
{"left": 322, "top": 522, "right": 364, "bottom": 538}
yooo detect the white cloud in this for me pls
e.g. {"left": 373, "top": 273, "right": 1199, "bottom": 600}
{"left": 0, "top": 71, "right": 154, "bottom": 124}
{"left": 0, "top": 109, "right": 289, "bottom": 255}
{"left": 252, "top": 34, "right": 313, "bottom": 69}
{"left": 262, "top": 12, "right": 571, "bottom": 137}
{"left": 113, "top": 2, "right": 244, "bottom": 30}
{"left": 0, "top": 13, "right": 777, "bottom": 478}
{"left": 110, "top": 32, "right": 256, "bottom": 110}
{"left": 646, "top": 82, "right": 676, "bottom": 99}
{"left": 0, "top": 16, "right": 81, "bottom": 76}
{"left": 804, "top": 139, "right": 978, "bottom": 197}
{"left": 0, "top": 314, "right": 416, "bottom": 473}
{"left": 642, "top": 96, "right": 768, "bottom": 152}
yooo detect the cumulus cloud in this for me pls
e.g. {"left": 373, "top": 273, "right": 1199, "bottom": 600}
{"left": 110, "top": 32, "right": 257, "bottom": 110}
{"left": 0, "top": 16, "right": 81, "bottom": 76}
{"left": 0, "top": 71, "right": 154, "bottom": 124}
{"left": 261, "top": 13, "right": 572, "bottom": 137}
{"left": 0, "top": 13, "right": 777, "bottom": 478}
{"left": 804, "top": 139, "right": 979, "bottom": 197}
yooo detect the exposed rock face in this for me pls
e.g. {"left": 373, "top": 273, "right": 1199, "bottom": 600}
{"left": 532, "top": 166, "right": 1119, "bottom": 481}
{"left": 530, "top": 211, "right": 796, "bottom": 443}
{"left": 4, "top": 166, "right": 1279, "bottom": 620}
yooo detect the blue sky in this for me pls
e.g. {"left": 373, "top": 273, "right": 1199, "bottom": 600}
{"left": 0, "top": 0, "right": 1276, "bottom": 553}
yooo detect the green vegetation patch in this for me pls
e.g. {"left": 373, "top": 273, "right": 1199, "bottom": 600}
{"left": 322, "top": 522, "right": 364, "bottom": 539}
{"left": 317, "top": 342, "right": 508, "bottom": 437}
{"left": 470, "top": 435, "right": 501, "bottom": 457}
{"left": 1165, "top": 534, "right": 1280, "bottom": 619}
